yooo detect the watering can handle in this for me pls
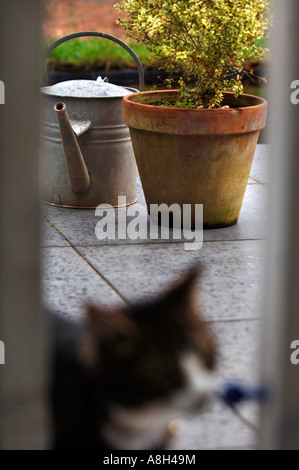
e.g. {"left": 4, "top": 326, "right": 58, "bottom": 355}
{"left": 42, "top": 31, "right": 145, "bottom": 91}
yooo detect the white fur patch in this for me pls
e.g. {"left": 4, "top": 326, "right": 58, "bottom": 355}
{"left": 101, "top": 401, "right": 176, "bottom": 450}
{"left": 101, "top": 352, "right": 216, "bottom": 450}
{"left": 174, "top": 353, "right": 217, "bottom": 410}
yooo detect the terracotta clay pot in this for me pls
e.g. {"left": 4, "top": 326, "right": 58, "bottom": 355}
{"left": 123, "top": 90, "right": 267, "bottom": 228}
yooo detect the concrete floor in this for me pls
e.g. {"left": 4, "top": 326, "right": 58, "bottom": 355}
{"left": 41, "top": 144, "right": 269, "bottom": 450}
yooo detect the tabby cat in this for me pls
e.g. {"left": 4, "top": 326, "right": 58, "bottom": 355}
{"left": 50, "top": 268, "right": 216, "bottom": 450}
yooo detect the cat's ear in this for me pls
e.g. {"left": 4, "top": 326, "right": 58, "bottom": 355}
{"left": 81, "top": 305, "right": 138, "bottom": 366}
{"left": 161, "top": 266, "right": 201, "bottom": 314}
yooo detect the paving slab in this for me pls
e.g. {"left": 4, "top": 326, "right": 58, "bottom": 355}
{"left": 78, "top": 240, "right": 265, "bottom": 322}
{"left": 42, "top": 247, "right": 125, "bottom": 319}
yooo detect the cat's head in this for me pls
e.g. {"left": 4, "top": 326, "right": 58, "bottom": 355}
{"left": 81, "top": 267, "right": 217, "bottom": 417}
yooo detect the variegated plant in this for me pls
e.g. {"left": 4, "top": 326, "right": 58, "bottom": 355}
{"left": 116, "top": 0, "right": 270, "bottom": 108}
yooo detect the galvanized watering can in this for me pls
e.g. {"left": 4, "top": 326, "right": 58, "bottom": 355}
{"left": 40, "top": 32, "right": 144, "bottom": 208}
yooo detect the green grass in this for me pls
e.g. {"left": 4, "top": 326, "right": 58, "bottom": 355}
{"left": 44, "top": 36, "right": 268, "bottom": 76}
{"left": 45, "top": 37, "right": 152, "bottom": 71}
{"left": 243, "top": 84, "right": 268, "bottom": 99}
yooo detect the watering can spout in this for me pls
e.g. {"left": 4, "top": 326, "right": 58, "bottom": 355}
{"left": 54, "top": 102, "right": 91, "bottom": 194}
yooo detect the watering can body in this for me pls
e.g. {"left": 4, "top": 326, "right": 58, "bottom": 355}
{"left": 40, "top": 90, "right": 137, "bottom": 208}
{"left": 40, "top": 32, "right": 144, "bottom": 208}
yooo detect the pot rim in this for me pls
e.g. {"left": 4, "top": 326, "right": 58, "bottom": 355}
{"left": 123, "top": 90, "right": 268, "bottom": 135}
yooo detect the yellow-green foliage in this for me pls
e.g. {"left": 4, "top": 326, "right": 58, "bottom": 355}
{"left": 116, "top": 0, "right": 270, "bottom": 108}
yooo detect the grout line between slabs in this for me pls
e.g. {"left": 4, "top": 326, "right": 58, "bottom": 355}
{"left": 42, "top": 214, "right": 131, "bottom": 307}
{"left": 249, "top": 176, "right": 268, "bottom": 186}
{"left": 41, "top": 238, "right": 265, "bottom": 249}
{"left": 248, "top": 177, "right": 260, "bottom": 184}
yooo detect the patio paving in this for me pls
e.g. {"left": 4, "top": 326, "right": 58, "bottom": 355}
{"left": 41, "top": 143, "right": 269, "bottom": 450}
